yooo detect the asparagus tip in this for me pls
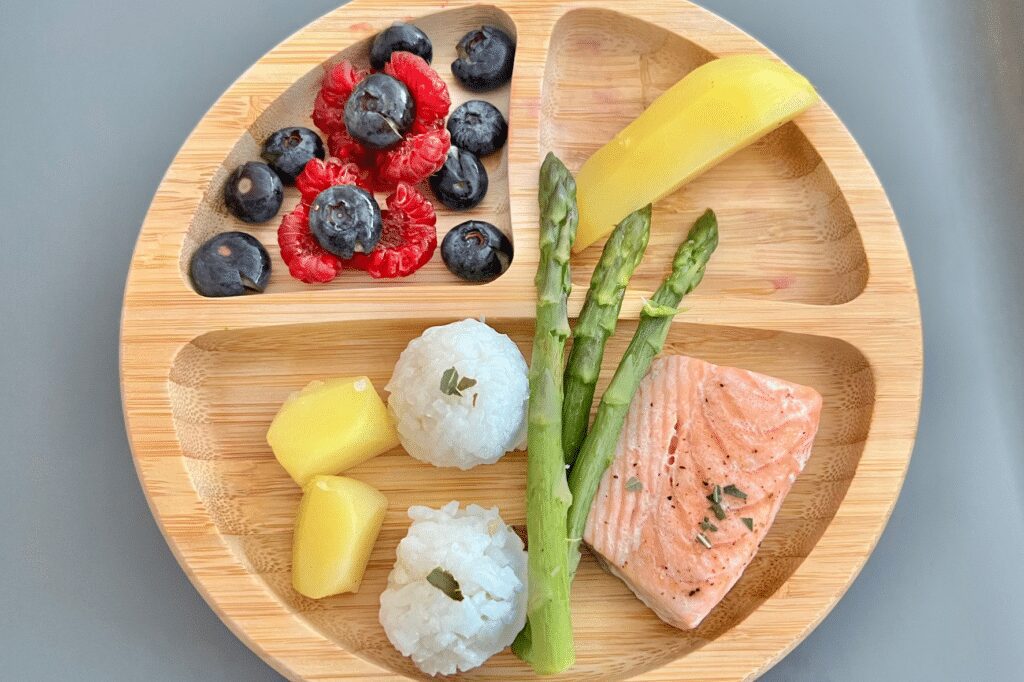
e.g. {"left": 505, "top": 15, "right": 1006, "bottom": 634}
{"left": 691, "top": 209, "right": 719, "bottom": 250}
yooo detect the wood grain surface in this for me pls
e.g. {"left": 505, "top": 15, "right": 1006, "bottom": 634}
{"left": 120, "top": 0, "right": 922, "bottom": 679}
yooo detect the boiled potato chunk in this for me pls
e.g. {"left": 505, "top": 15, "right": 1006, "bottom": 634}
{"left": 267, "top": 376, "right": 399, "bottom": 486}
{"left": 292, "top": 475, "right": 388, "bottom": 598}
{"left": 574, "top": 54, "right": 819, "bottom": 252}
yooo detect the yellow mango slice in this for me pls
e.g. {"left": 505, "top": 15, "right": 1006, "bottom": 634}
{"left": 292, "top": 475, "right": 387, "bottom": 598}
{"left": 267, "top": 377, "right": 399, "bottom": 486}
{"left": 574, "top": 54, "right": 819, "bottom": 252}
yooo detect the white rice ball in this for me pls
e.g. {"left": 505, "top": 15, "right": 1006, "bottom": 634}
{"left": 379, "top": 502, "right": 528, "bottom": 676}
{"left": 385, "top": 318, "right": 528, "bottom": 469}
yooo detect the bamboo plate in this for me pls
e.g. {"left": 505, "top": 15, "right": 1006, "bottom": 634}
{"left": 120, "top": 0, "right": 922, "bottom": 679}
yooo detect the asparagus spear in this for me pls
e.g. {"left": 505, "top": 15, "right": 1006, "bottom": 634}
{"left": 562, "top": 205, "right": 652, "bottom": 465}
{"left": 511, "top": 153, "right": 577, "bottom": 674}
{"left": 566, "top": 209, "right": 719, "bottom": 574}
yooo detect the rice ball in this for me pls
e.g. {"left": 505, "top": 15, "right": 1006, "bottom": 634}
{"left": 385, "top": 318, "right": 528, "bottom": 469}
{"left": 379, "top": 502, "right": 528, "bottom": 676}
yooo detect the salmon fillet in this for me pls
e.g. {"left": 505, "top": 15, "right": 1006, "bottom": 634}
{"left": 583, "top": 354, "right": 822, "bottom": 630}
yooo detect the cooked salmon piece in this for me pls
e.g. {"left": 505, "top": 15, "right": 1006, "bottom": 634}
{"left": 583, "top": 354, "right": 822, "bottom": 630}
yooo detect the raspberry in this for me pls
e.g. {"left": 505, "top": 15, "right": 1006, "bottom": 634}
{"left": 388, "top": 179, "right": 437, "bottom": 227}
{"left": 384, "top": 52, "right": 451, "bottom": 134}
{"left": 310, "top": 55, "right": 451, "bottom": 193}
{"left": 326, "top": 130, "right": 387, "bottom": 191}
{"left": 348, "top": 183, "right": 437, "bottom": 278}
{"left": 295, "top": 157, "right": 369, "bottom": 204}
{"left": 326, "top": 128, "right": 373, "bottom": 165}
{"left": 376, "top": 126, "right": 451, "bottom": 189}
{"left": 277, "top": 204, "right": 344, "bottom": 283}
{"left": 311, "top": 61, "right": 367, "bottom": 134}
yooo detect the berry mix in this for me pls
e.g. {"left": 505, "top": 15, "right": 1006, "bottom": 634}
{"left": 190, "top": 22, "right": 516, "bottom": 297}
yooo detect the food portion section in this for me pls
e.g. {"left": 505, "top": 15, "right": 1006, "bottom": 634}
{"left": 170, "top": 318, "right": 872, "bottom": 678}
{"left": 181, "top": 7, "right": 517, "bottom": 295}
{"left": 542, "top": 9, "right": 869, "bottom": 304}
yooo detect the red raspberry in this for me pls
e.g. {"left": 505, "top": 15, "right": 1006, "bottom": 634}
{"left": 388, "top": 178, "right": 437, "bottom": 226}
{"left": 326, "top": 128, "right": 372, "bottom": 165}
{"left": 384, "top": 52, "right": 451, "bottom": 134}
{"left": 295, "top": 157, "right": 369, "bottom": 204}
{"left": 348, "top": 183, "right": 437, "bottom": 278}
{"left": 325, "top": 130, "right": 390, "bottom": 191}
{"left": 277, "top": 204, "right": 343, "bottom": 283}
{"left": 311, "top": 55, "right": 451, "bottom": 192}
{"left": 376, "top": 126, "right": 451, "bottom": 189}
{"left": 311, "top": 61, "right": 367, "bottom": 133}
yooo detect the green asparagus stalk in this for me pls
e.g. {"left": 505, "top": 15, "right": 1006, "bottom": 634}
{"left": 562, "top": 205, "right": 652, "bottom": 465}
{"left": 511, "top": 153, "right": 577, "bottom": 675}
{"left": 566, "top": 209, "right": 719, "bottom": 574}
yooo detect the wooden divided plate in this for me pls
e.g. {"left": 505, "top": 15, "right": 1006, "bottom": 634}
{"left": 120, "top": 0, "right": 922, "bottom": 679}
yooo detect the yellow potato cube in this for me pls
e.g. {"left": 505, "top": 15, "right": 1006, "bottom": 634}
{"left": 575, "top": 54, "right": 819, "bottom": 252}
{"left": 267, "top": 377, "right": 399, "bottom": 486}
{"left": 292, "top": 475, "right": 387, "bottom": 598}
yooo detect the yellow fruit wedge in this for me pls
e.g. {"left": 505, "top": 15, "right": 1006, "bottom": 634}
{"left": 574, "top": 54, "right": 819, "bottom": 252}
{"left": 267, "top": 376, "right": 399, "bottom": 486}
{"left": 292, "top": 475, "right": 387, "bottom": 598}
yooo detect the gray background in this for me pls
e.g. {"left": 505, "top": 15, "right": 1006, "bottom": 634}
{"left": 2, "top": 0, "right": 1021, "bottom": 679}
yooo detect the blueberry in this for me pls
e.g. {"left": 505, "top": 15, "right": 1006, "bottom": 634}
{"left": 308, "top": 185, "right": 383, "bottom": 259}
{"left": 451, "top": 26, "right": 515, "bottom": 92}
{"left": 429, "top": 147, "right": 488, "bottom": 210}
{"left": 261, "top": 127, "right": 325, "bottom": 184}
{"left": 447, "top": 100, "right": 508, "bottom": 157}
{"left": 189, "top": 231, "right": 271, "bottom": 297}
{"left": 224, "top": 162, "right": 283, "bottom": 223}
{"left": 370, "top": 22, "right": 432, "bottom": 69}
{"left": 441, "top": 221, "right": 513, "bottom": 282}
{"left": 344, "top": 73, "right": 415, "bottom": 150}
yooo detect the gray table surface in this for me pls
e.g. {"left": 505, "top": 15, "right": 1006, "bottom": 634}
{"left": 3, "top": 1, "right": 1022, "bottom": 679}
